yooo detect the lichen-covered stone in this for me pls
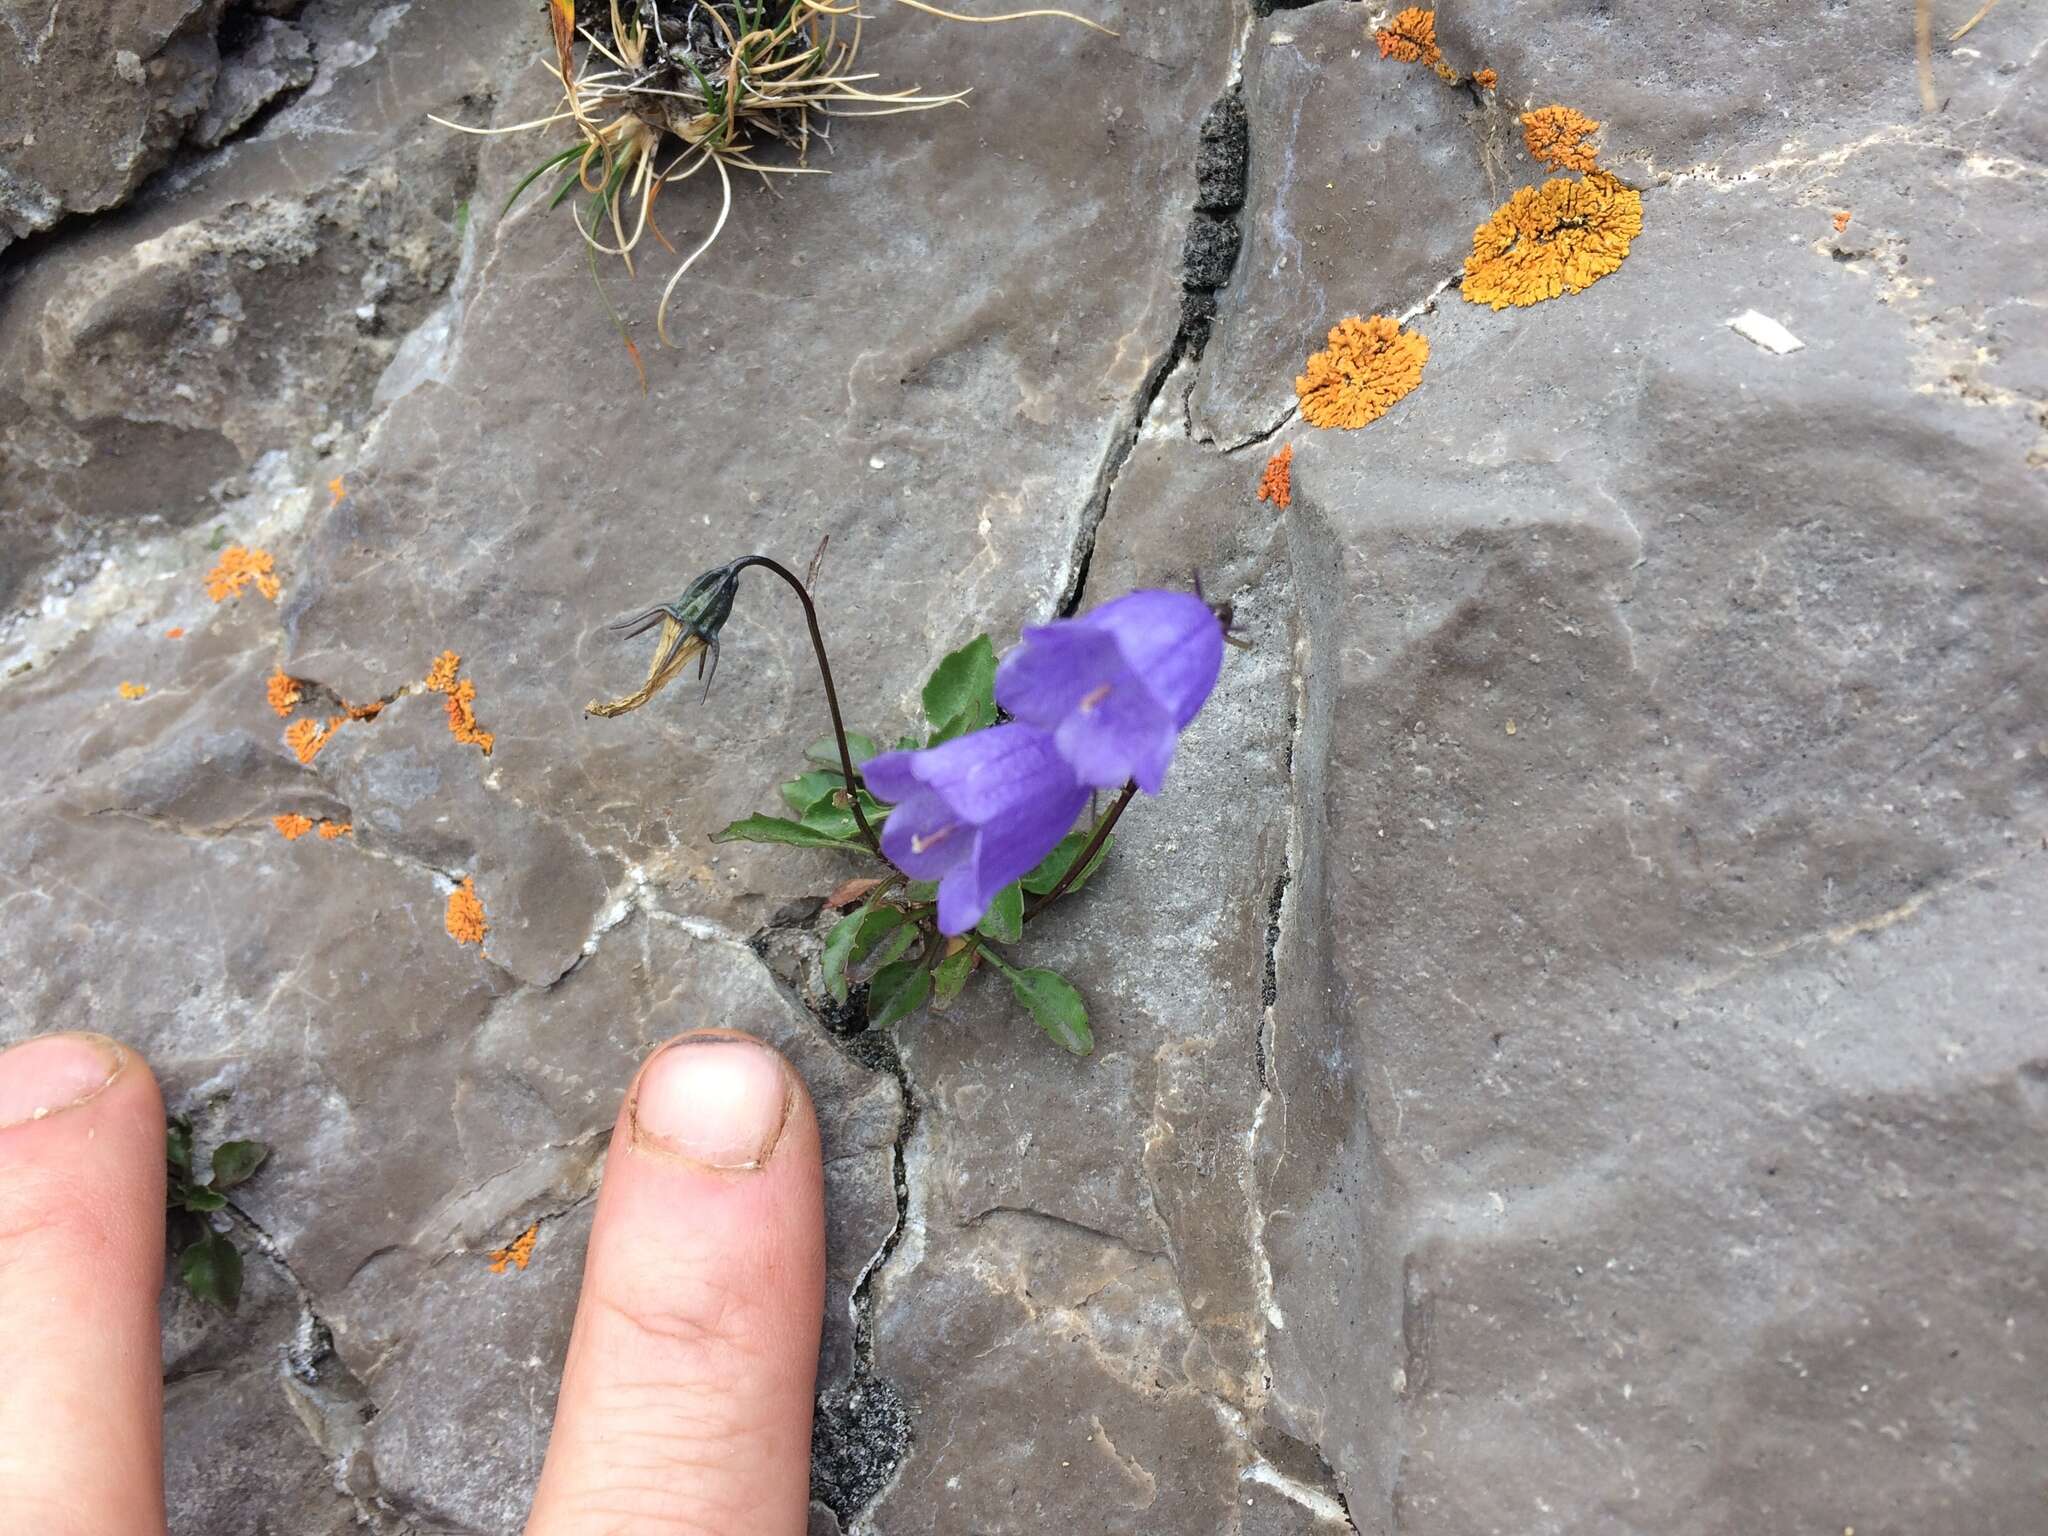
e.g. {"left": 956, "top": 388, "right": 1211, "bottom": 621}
{"left": 0, "top": 1, "right": 2042, "bottom": 1533}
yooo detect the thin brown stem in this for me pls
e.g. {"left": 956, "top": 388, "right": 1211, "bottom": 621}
{"left": 1024, "top": 781, "right": 1136, "bottom": 922}
{"left": 730, "top": 554, "right": 880, "bottom": 855}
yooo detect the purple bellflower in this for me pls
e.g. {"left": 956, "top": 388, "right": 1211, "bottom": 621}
{"left": 863, "top": 724, "right": 1090, "bottom": 936}
{"left": 995, "top": 589, "right": 1225, "bottom": 794}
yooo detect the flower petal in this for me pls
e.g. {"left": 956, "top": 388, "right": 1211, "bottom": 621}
{"left": 965, "top": 774, "right": 1090, "bottom": 910}
{"left": 995, "top": 623, "right": 1125, "bottom": 727}
{"left": 1049, "top": 681, "right": 1174, "bottom": 792}
{"left": 860, "top": 748, "right": 923, "bottom": 804}
{"left": 898, "top": 723, "right": 1082, "bottom": 826}
{"left": 1081, "top": 590, "right": 1224, "bottom": 728}
{"left": 878, "top": 787, "right": 972, "bottom": 881}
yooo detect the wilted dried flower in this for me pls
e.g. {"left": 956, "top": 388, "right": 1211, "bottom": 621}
{"left": 1522, "top": 105, "right": 1601, "bottom": 172}
{"left": 118, "top": 682, "right": 149, "bottom": 700}
{"left": 1473, "top": 67, "right": 1498, "bottom": 90}
{"left": 1256, "top": 444, "right": 1294, "bottom": 508}
{"left": 267, "top": 669, "right": 303, "bottom": 717}
{"left": 588, "top": 563, "right": 743, "bottom": 718}
{"left": 1295, "top": 315, "right": 1430, "bottom": 430}
{"left": 1460, "top": 171, "right": 1643, "bottom": 310}
{"left": 273, "top": 813, "right": 315, "bottom": 840}
{"left": 446, "top": 876, "right": 488, "bottom": 945}
{"left": 1375, "top": 7, "right": 1440, "bottom": 65}
{"left": 205, "top": 546, "right": 281, "bottom": 603}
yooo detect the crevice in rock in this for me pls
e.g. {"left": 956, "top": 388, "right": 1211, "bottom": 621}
{"left": 1055, "top": 67, "right": 1252, "bottom": 616}
{"left": 811, "top": 1016, "right": 918, "bottom": 1525}
{"left": 0, "top": 1, "right": 320, "bottom": 282}
{"left": 221, "top": 1194, "right": 411, "bottom": 1532}
{"left": 1258, "top": 868, "right": 1289, "bottom": 1087}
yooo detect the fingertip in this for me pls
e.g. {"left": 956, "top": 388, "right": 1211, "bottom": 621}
{"left": 0, "top": 1032, "right": 139, "bottom": 1131}
{"left": 628, "top": 1028, "right": 805, "bottom": 1171}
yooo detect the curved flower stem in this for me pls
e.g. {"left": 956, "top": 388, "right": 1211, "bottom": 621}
{"left": 730, "top": 554, "right": 881, "bottom": 856}
{"left": 1023, "top": 780, "right": 1136, "bottom": 923}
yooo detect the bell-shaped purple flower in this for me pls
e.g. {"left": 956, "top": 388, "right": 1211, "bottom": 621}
{"left": 995, "top": 589, "right": 1225, "bottom": 795}
{"left": 863, "top": 724, "right": 1090, "bottom": 936}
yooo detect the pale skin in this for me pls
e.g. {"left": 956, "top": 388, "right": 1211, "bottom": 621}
{"left": 0, "top": 1027, "right": 826, "bottom": 1536}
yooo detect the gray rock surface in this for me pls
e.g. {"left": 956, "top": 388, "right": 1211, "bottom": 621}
{"left": 2, "top": 0, "right": 2044, "bottom": 1533}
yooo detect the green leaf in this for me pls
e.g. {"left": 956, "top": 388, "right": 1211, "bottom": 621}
{"left": 711, "top": 814, "right": 862, "bottom": 851}
{"left": 994, "top": 961, "right": 1094, "bottom": 1055}
{"left": 210, "top": 1140, "right": 270, "bottom": 1191}
{"left": 866, "top": 960, "right": 931, "bottom": 1029}
{"left": 821, "top": 906, "right": 867, "bottom": 1005}
{"left": 1021, "top": 830, "right": 1118, "bottom": 896}
{"left": 503, "top": 143, "right": 585, "bottom": 219}
{"left": 800, "top": 793, "right": 888, "bottom": 842}
{"left": 166, "top": 1115, "right": 194, "bottom": 1174}
{"left": 904, "top": 879, "right": 939, "bottom": 903}
{"left": 779, "top": 769, "right": 847, "bottom": 815}
{"left": 975, "top": 883, "right": 1024, "bottom": 943}
{"left": 931, "top": 944, "right": 976, "bottom": 1009}
{"left": 805, "top": 732, "right": 880, "bottom": 768}
{"left": 179, "top": 1231, "right": 244, "bottom": 1310}
{"left": 921, "top": 635, "right": 997, "bottom": 743}
{"left": 864, "top": 919, "right": 917, "bottom": 974}
{"left": 175, "top": 1182, "right": 228, "bottom": 1214}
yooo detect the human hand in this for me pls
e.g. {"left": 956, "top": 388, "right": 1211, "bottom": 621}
{"left": 0, "top": 1028, "right": 827, "bottom": 1535}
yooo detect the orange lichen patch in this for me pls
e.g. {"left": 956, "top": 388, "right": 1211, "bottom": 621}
{"left": 273, "top": 813, "right": 315, "bottom": 840}
{"left": 317, "top": 820, "right": 352, "bottom": 839}
{"left": 1460, "top": 171, "right": 1644, "bottom": 310}
{"left": 267, "top": 668, "right": 304, "bottom": 717}
{"left": 1295, "top": 316, "right": 1430, "bottom": 431}
{"left": 488, "top": 1223, "right": 538, "bottom": 1274}
{"left": 443, "top": 680, "right": 496, "bottom": 755}
{"left": 424, "top": 651, "right": 494, "bottom": 754}
{"left": 118, "top": 681, "right": 149, "bottom": 699}
{"left": 1832, "top": 209, "right": 1852, "bottom": 232}
{"left": 1256, "top": 443, "right": 1294, "bottom": 508}
{"left": 1522, "top": 105, "right": 1602, "bottom": 172}
{"left": 423, "top": 650, "right": 462, "bottom": 694}
{"left": 446, "top": 876, "right": 488, "bottom": 946}
{"left": 165, "top": 627, "right": 185, "bottom": 639}
{"left": 284, "top": 715, "right": 345, "bottom": 765}
{"left": 327, "top": 476, "right": 346, "bottom": 506}
{"left": 1375, "top": 7, "right": 1441, "bottom": 66}
{"left": 205, "top": 545, "right": 281, "bottom": 603}
{"left": 347, "top": 699, "right": 385, "bottom": 721}
{"left": 1473, "top": 67, "right": 1498, "bottom": 90}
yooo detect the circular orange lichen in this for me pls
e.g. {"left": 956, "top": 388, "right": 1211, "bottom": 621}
{"left": 1375, "top": 7, "right": 1440, "bottom": 66}
{"left": 1459, "top": 171, "right": 1644, "bottom": 311}
{"left": 272, "top": 813, "right": 315, "bottom": 841}
{"left": 1473, "top": 67, "right": 1499, "bottom": 91}
{"left": 1521, "top": 105, "right": 1601, "bottom": 172}
{"left": 1295, "top": 316, "right": 1430, "bottom": 431}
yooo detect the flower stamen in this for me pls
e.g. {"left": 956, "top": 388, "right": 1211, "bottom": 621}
{"left": 911, "top": 824, "right": 960, "bottom": 855}
{"left": 1079, "top": 683, "right": 1112, "bottom": 714}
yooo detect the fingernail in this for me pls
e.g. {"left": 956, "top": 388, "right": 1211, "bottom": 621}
{"left": 0, "top": 1033, "right": 127, "bottom": 1130}
{"left": 630, "top": 1032, "right": 793, "bottom": 1170}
